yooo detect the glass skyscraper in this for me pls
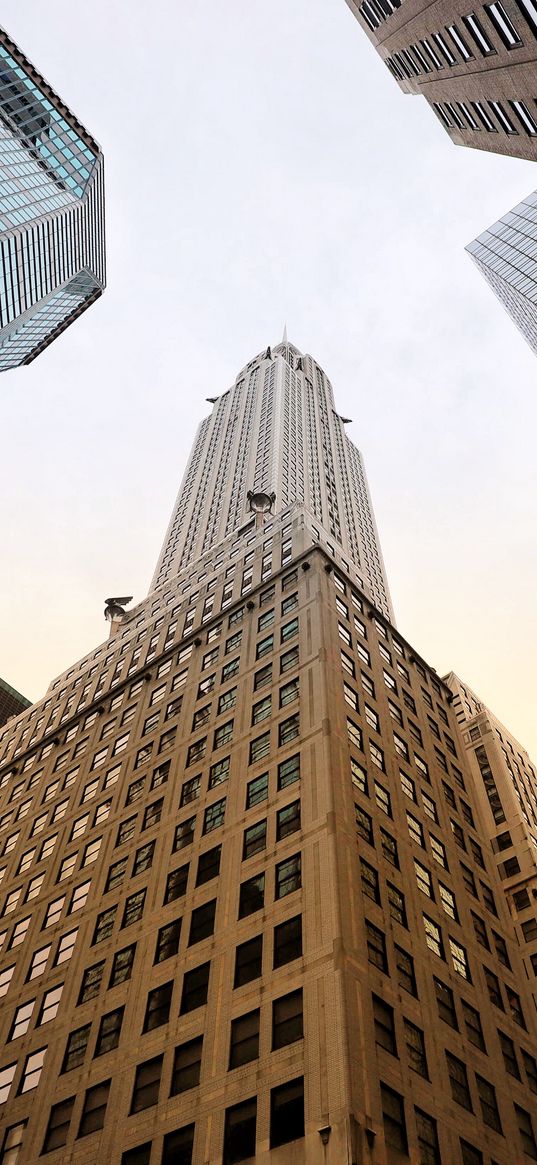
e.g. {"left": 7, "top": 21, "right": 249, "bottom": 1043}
{"left": 0, "top": 26, "right": 105, "bottom": 372}
{"left": 466, "top": 189, "right": 537, "bottom": 356}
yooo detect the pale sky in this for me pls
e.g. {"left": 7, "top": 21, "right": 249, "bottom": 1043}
{"left": 1, "top": 1, "right": 536, "bottom": 757}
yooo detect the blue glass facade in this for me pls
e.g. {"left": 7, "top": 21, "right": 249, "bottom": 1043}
{"left": 0, "top": 28, "right": 105, "bottom": 371}
{"left": 466, "top": 189, "right": 537, "bottom": 357}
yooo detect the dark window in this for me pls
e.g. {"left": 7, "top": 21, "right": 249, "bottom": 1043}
{"left": 189, "top": 900, "right": 216, "bottom": 945}
{"left": 246, "top": 772, "right": 269, "bottom": 808}
{"left": 234, "top": 935, "right": 263, "bottom": 987}
{"left": 43, "top": 1097, "right": 75, "bottom": 1152}
{"left": 522, "top": 1050, "right": 537, "bottom": 1094}
{"left": 229, "top": 1008, "right": 260, "bottom": 1067}
{"left": 203, "top": 798, "right": 226, "bottom": 834}
{"left": 164, "top": 864, "right": 189, "bottom": 903}
{"left": 62, "top": 1025, "right": 90, "bottom": 1073}
{"left": 381, "top": 1084, "right": 407, "bottom": 1152}
{"left": 476, "top": 1074, "right": 502, "bottom": 1132}
{"left": 461, "top": 1000, "right": 486, "bottom": 1051}
{"left": 515, "top": 1105, "right": 537, "bottom": 1160}
{"left": 459, "top": 1140, "right": 483, "bottom": 1165}
{"left": 121, "top": 1142, "right": 152, "bottom": 1165}
{"left": 360, "top": 859, "right": 380, "bottom": 904}
{"left": 275, "top": 853, "right": 301, "bottom": 899}
{"left": 243, "top": 819, "right": 267, "bottom": 860}
{"left": 414, "top": 1108, "right": 440, "bottom": 1165}
{"left": 173, "top": 817, "right": 196, "bottom": 852}
{"left": 143, "top": 981, "right": 173, "bottom": 1032}
{"left": 395, "top": 945, "right": 417, "bottom": 996}
{"left": 380, "top": 828, "right": 399, "bottom": 867}
{"left": 161, "top": 1124, "right": 194, "bottom": 1165}
{"left": 365, "top": 920, "right": 387, "bottom": 972}
{"left": 130, "top": 1055, "right": 163, "bottom": 1113}
{"left": 434, "top": 978, "right": 458, "bottom": 1028}
{"left": 270, "top": 1077, "right": 304, "bottom": 1149}
{"left": 180, "top": 775, "right": 201, "bottom": 806}
{"left": 278, "top": 753, "right": 300, "bottom": 789}
{"left": 77, "top": 960, "right": 105, "bottom": 1004}
{"left": 142, "top": 799, "right": 163, "bottom": 831}
{"left": 387, "top": 882, "right": 407, "bottom": 927}
{"left": 95, "top": 1007, "right": 124, "bottom": 1055}
{"left": 133, "top": 841, "right": 155, "bottom": 877}
{"left": 170, "top": 1038, "right": 203, "bottom": 1095}
{"left": 274, "top": 915, "right": 302, "bottom": 968}
{"left": 78, "top": 1079, "right": 110, "bottom": 1137}
{"left": 117, "top": 817, "right": 137, "bottom": 846}
{"left": 93, "top": 906, "right": 117, "bottom": 945}
{"left": 223, "top": 1097, "right": 257, "bottom": 1164}
{"left": 105, "top": 857, "right": 128, "bottom": 893}
{"left": 238, "top": 874, "right": 265, "bottom": 918}
{"left": 181, "top": 962, "right": 210, "bottom": 1013}
{"left": 373, "top": 994, "right": 396, "bottom": 1054}
{"left": 446, "top": 1051, "right": 472, "bottom": 1110}
{"left": 276, "top": 800, "right": 300, "bottom": 841}
{"left": 355, "top": 805, "right": 373, "bottom": 844}
{"left": 196, "top": 845, "right": 221, "bottom": 886}
{"left": 272, "top": 989, "right": 303, "bottom": 1049}
{"left": 498, "top": 1030, "right": 520, "bottom": 1078}
{"left": 121, "top": 888, "right": 146, "bottom": 928}
{"left": 155, "top": 919, "right": 181, "bottom": 964}
{"left": 404, "top": 1019, "right": 428, "bottom": 1077}
{"left": 109, "top": 944, "right": 136, "bottom": 988}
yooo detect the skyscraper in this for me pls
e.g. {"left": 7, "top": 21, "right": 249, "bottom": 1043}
{"left": 0, "top": 678, "right": 30, "bottom": 729}
{"left": 466, "top": 189, "right": 537, "bottom": 356}
{"left": 343, "top": 0, "right": 537, "bottom": 161}
{"left": 0, "top": 26, "right": 105, "bottom": 372}
{"left": 0, "top": 339, "right": 537, "bottom": 1164}
{"left": 152, "top": 336, "right": 393, "bottom": 622}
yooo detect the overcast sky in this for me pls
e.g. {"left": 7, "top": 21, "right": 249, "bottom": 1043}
{"left": 0, "top": 0, "right": 536, "bottom": 756}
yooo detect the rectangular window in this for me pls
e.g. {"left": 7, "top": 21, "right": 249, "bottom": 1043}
{"left": 446, "top": 1051, "right": 473, "bottom": 1110}
{"left": 272, "top": 989, "right": 303, "bottom": 1049}
{"left": 170, "top": 1037, "right": 203, "bottom": 1095}
{"left": 270, "top": 1077, "right": 304, "bottom": 1149}
{"left": 62, "top": 1026, "right": 90, "bottom": 1073}
{"left": 224, "top": 1097, "right": 257, "bottom": 1163}
{"left": 180, "top": 962, "right": 210, "bottom": 1013}
{"left": 109, "top": 944, "right": 136, "bottom": 987}
{"left": 164, "top": 865, "right": 189, "bottom": 903}
{"left": 229, "top": 1008, "right": 260, "bottom": 1067}
{"left": 381, "top": 1084, "right": 407, "bottom": 1152}
{"left": 373, "top": 994, "right": 396, "bottom": 1054}
{"left": 43, "top": 1101, "right": 74, "bottom": 1153}
{"left": 366, "top": 920, "right": 388, "bottom": 972}
{"left": 143, "top": 982, "right": 173, "bottom": 1032}
{"left": 173, "top": 816, "right": 196, "bottom": 852}
{"left": 130, "top": 1055, "right": 163, "bottom": 1113}
{"left": 78, "top": 1079, "right": 111, "bottom": 1138}
{"left": 276, "top": 853, "right": 301, "bottom": 899}
{"left": 95, "top": 1006, "right": 124, "bottom": 1053}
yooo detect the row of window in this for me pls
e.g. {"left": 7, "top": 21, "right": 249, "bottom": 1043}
{"left": 434, "top": 95, "right": 537, "bottom": 139}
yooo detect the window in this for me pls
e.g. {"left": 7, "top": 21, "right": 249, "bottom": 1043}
{"left": 9, "top": 999, "right": 35, "bottom": 1040}
{"left": 38, "top": 985, "right": 63, "bottom": 1025}
{"left": 523, "top": 1050, "right": 537, "bottom": 1094}
{"left": 117, "top": 816, "right": 137, "bottom": 846}
{"left": 274, "top": 914, "right": 302, "bottom": 968}
{"left": 254, "top": 663, "right": 272, "bottom": 690}
{"left": 430, "top": 836, "right": 447, "bottom": 869}
{"left": 78, "top": 1079, "right": 110, "bottom": 1138}
{"left": 278, "top": 753, "right": 300, "bottom": 789}
{"left": 170, "top": 1038, "right": 202, "bottom": 1094}
{"left": 219, "top": 687, "right": 237, "bottom": 714}
{"left": 459, "top": 1141, "right": 483, "bottom": 1165}
{"left": 256, "top": 634, "right": 273, "bottom": 659}
{"left": 439, "top": 883, "right": 457, "bottom": 920}
{"left": 423, "top": 915, "right": 444, "bottom": 959}
{"left": 224, "top": 1097, "right": 257, "bottom": 1164}
{"left": 164, "top": 865, "right": 189, "bottom": 903}
{"left": 239, "top": 874, "right": 265, "bottom": 918}
{"left": 109, "top": 944, "right": 136, "bottom": 988}
{"left": 181, "top": 962, "right": 210, "bottom": 1013}
{"left": 395, "top": 945, "right": 417, "bottom": 996}
{"left": 155, "top": 919, "right": 181, "bottom": 964}
{"left": 246, "top": 772, "right": 268, "bottom": 808}
{"left": 122, "top": 889, "right": 146, "bottom": 929}
{"left": 243, "top": 819, "right": 266, "bottom": 859}
{"left": 414, "top": 860, "right": 434, "bottom": 899}
{"left": 272, "top": 989, "right": 303, "bottom": 1049}
{"left": 130, "top": 1055, "right": 163, "bottom": 1113}
{"left": 375, "top": 782, "right": 392, "bottom": 817}
{"left": 0, "top": 1063, "right": 16, "bottom": 1104}
{"left": 404, "top": 1019, "right": 428, "bottom": 1077}
{"left": 446, "top": 1051, "right": 472, "bottom": 1110}
{"left": 360, "top": 859, "right": 380, "bottom": 904}
{"left": 351, "top": 759, "right": 368, "bottom": 793}
{"left": 133, "top": 841, "right": 155, "bottom": 877}
{"left": 234, "top": 935, "right": 262, "bottom": 987}
{"left": 173, "top": 816, "right": 196, "bottom": 851}
{"left": 355, "top": 805, "right": 373, "bottom": 845}
{"left": 414, "top": 1109, "right": 440, "bottom": 1165}
{"left": 142, "top": 799, "right": 163, "bottom": 831}
{"left": 365, "top": 919, "right": 387, "bottom": 972}
{"left": 189, "top": 900, "right": 216, "bottom": 945}
{"left": 143, "top": 982, "right": 173, "bottom": 1033}
{"left": 229, "top": 1009, "right": 260, "bottom": 1067}
{"left": 214, "top": 721, "right": 234, "bottom": 748}
{"left": 276, "top": 800, "right": 300, "bottom": 841}
{"left": 106, "top": 857, "right": 128, "bottom": 893}
{"left": 515, "top": 1105, "right": 537, "bottom": 1160}
{"left": 381, "top": 1084, "right": 407, "bottom": 1152}
{"left": 380, "top": 829, "right": 399, "bottom": 868}
{"left": 387, "top": 882, "right": 407, "bottom": 926}
{"left": 62, "top": 1026, "right": 90, "bottom": 1072}
{"left": 373, "top": 994, "right": 396, "bottom": 1053}
{"left": 78, "top": 961, "right": 105, "bottom": 1004}
{"left": 203, "top": 798, "right": 226, "bottom": 834}
{"left": 43, "top": 1099, "right": 74, "bottom": 1153}
{"left": 95, "top": 1006, "right": 124, "bottom": 1054}
{"left": 507, "top": 985, "right": 526, "bottom": 1028}
{"left": 276, "top": 854, "right": 301, "bottom": 899}
{"left": 458, "top": 997, "right": 484, "bottom": 1053}
{"left": 270, "top": 1077, "right": 304, "bottom": 1149}
{"left": 369, "top": 741, "right": 385, "bottom": 771}
{"left": 196, "top": 844, "right": 221, "bottom": 886}
{"left": 475, "top": 1074, "right": 502, "bottom": 1131}
{"left": 281, "top": 646, "right": 299, "bottom": 673}
{"left": 499, "top": 1029, "right": 520, "bottom": 1078}
{"left": 161, "top": 1126, "right": 194, "bottom": 1165}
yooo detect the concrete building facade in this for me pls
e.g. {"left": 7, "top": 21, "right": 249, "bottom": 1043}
{"left": 0, "top": 26, "right": 105, "bottom": 372}
{"left": 343, "top": 0, "right": 537, "bottom": 160}
{"left": 0, "top": 344, "right": 536, "bottom": 1164}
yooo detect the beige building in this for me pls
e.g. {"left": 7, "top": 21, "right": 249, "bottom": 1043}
{"left": 343, "top": 0, "right": 537, "bottom": 160}
{"left": 0, "top": 342, "right": 537, "bottom": 1164}
{"left": 446, "top": 672, "right": 537, "bottom": 1007}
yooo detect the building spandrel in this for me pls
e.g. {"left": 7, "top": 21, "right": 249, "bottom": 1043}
{"left": 151, "top": 337, "right": 394, "bottom": 622}
{"left": 466, "top": 189, "right": 537, "bottom": 356}
{"left": 343, "top": 0, "right": 537, "bottom": 161}
{"left": 0, "top": 26, "right": 105, "bottom": 372}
